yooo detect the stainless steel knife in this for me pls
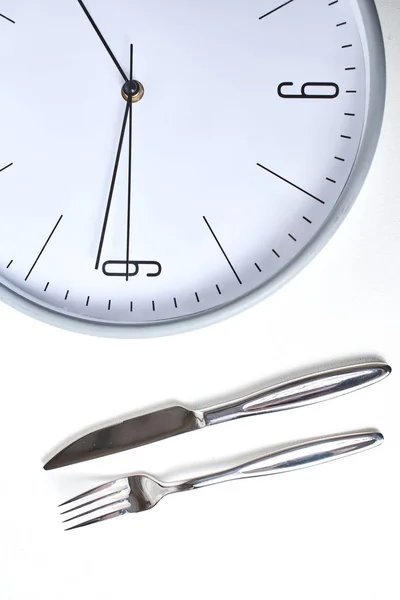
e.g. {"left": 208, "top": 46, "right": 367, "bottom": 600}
{"left": 44, "top": 361, "right": 391, "bottom": 470}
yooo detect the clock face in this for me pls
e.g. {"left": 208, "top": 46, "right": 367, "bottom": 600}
{"left": 0, "top": 0, "right": 385, "bottom": 336}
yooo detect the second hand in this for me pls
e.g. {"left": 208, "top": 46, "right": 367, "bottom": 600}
{"left": 126, "top": 44, "right": 134, "bottom": 282}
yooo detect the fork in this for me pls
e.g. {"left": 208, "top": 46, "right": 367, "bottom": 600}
{"left": 60, "top": 430, "right": 382, "bottom": 530}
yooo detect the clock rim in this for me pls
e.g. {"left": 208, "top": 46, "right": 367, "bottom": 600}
{"left": 0, "top": 0, "right": 386, "bottom": 338}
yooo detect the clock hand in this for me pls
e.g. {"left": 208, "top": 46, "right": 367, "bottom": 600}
{"left": 95, "top": 101, "right": 130, "bottom": 271}
{"left": 77, "top": 0, "right": 128, "bottom": 81}
{"left": 125, "top": 45, "right": 134, "bottom": 281}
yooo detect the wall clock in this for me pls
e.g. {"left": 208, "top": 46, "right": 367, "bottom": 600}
{"left": 0, "top": 0, "right": 386, "bottom": 337}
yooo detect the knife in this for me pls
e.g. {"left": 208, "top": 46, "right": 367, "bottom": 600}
{"left": 44, "top": 361, "right": 391, "bottom": 470}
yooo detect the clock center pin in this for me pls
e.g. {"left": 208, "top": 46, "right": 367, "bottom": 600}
{"left": 121, "top": 79, "right": 144, "bottom": 103}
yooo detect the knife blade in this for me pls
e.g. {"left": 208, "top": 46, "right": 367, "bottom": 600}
{"left": 44, "top": 361, "right": 391, "bottom": 470}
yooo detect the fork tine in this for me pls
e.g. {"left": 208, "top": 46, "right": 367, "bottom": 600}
{"left": 60, "top": 486, "right": 130, "bottom": 516}
{"left": 62, "top": 498, "right": 131, "bottom": 525}
{"left": 59, "top": 478, "right": 128, "bottom": 507}
{"left": 65, "top": 508, "right": 128, "bottom": 531}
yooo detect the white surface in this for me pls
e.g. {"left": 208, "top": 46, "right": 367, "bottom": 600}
{"left": 0, "top": 1, "right": 399, "bottom": 599}
{"left": 0, "top": 0, "right": 383, "bottom": 331}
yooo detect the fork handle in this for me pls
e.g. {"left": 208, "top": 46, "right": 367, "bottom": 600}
{"left": 203, "top": 362, "right": 390, "bottom": 426}
{"left": 180, "top": 431, "right": 383, "bottom": 491}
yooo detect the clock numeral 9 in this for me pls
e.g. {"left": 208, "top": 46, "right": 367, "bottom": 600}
{"left": 278, "top": 81, "right": 340, "bottom": 99}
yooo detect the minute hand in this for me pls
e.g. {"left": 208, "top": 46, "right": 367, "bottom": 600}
{"left": 77, "top": 0, "right": 128, "bottom": 81}
{"left": 95, "top": 101, "right": 130, "bottom": 271}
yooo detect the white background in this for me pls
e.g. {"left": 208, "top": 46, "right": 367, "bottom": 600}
{"left": 0, "top": 1, "right": 399, "bottom": 598}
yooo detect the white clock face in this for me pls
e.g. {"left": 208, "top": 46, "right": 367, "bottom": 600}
{"left": 0, "top": 0, "right": 385, "bottom": 336}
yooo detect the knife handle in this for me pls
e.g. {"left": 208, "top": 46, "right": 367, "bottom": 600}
{"left": 183, "top": 431, "right": 383, "bottom": 490}
{"left": 203, "top": 362, "right": 390, "bottom": 426}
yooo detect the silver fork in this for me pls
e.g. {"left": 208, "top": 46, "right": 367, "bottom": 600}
{"left": 60, "top": 430, "right": 383, "bottom": 530}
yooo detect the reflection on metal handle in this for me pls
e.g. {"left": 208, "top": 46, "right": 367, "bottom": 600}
{"left": 203, "top": 362, "right": 390, "bottom": 426}
{"left": 182, "top": 431, "right": 383, "bottom": 490}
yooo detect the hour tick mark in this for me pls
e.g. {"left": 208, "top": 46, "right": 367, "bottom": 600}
{"left": 0, "top": 13, "right": 15, "bottom": 24}
{"left": 288, "top": 234, "right": 297, "bottom": 242}
{"left": 44, "top": 282, "right": 50, "bottom": 292}
{"left": 255, "top": 263, "right": 262, "bottom": 273}
{"left": 216, "top": 285, "right": 222, "bottom": 295}
{"left": 195, "top": 292, "right": 200, "bottom": 303}
{"left": 326, "top": 177, "right": 336, "bottom": 184}
{"left": 64, "top": 290, "right": 70, "bottom": 300}
{"left": 86, "top": 296, "right": 90, "bottom": 307}
{"left": 108, "top": 300, "right": 112, "bottom": 311}
{"left": 130, "top": 301, "right": 134, "bottom": 312}
{"left": 273, "top": 249, "right": 280, "bottom": 258}
{"left": 0, "top": 163, "right": 13, "bottom": 174}
{"left": 152, "top": 301, "right": 156, "bottom": 312}
{"left": 25, "top": 215, "right": 63, "bottom": 281}
{"left": 203, "top": 216, "right": 242, "bottom": 284}
{"left": 303, "top": 216, "right": 312, "bottom": 224}
{"left": 6, "top": 260, "right": 13, "bottom": 269}
{"left": 173, "top": 297, "right": 178, "bottom": 308}
{"left": 259, "top": 0, "right": 294, "bottom": 19}
{"left": 257, "top": 163, "right": 324, "bottom": 204}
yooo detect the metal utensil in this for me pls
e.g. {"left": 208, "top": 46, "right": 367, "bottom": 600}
{"left": 60, "top": 430, "right": 383, "bottom": 530}
{"left": 45, "top": 362, "right": 390, "bottom": 470}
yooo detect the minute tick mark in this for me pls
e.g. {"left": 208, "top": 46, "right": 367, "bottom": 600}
{"left": 203, "top": 217, "right": 242, "bottom": 285}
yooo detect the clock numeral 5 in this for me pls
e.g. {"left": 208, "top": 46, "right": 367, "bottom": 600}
{"left": 278, "top": 81, "right": 340, "bottom": 99}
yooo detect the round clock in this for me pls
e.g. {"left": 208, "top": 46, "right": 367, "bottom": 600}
{"left": 0, "top": 0, "right": 385, "bottom": 337}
